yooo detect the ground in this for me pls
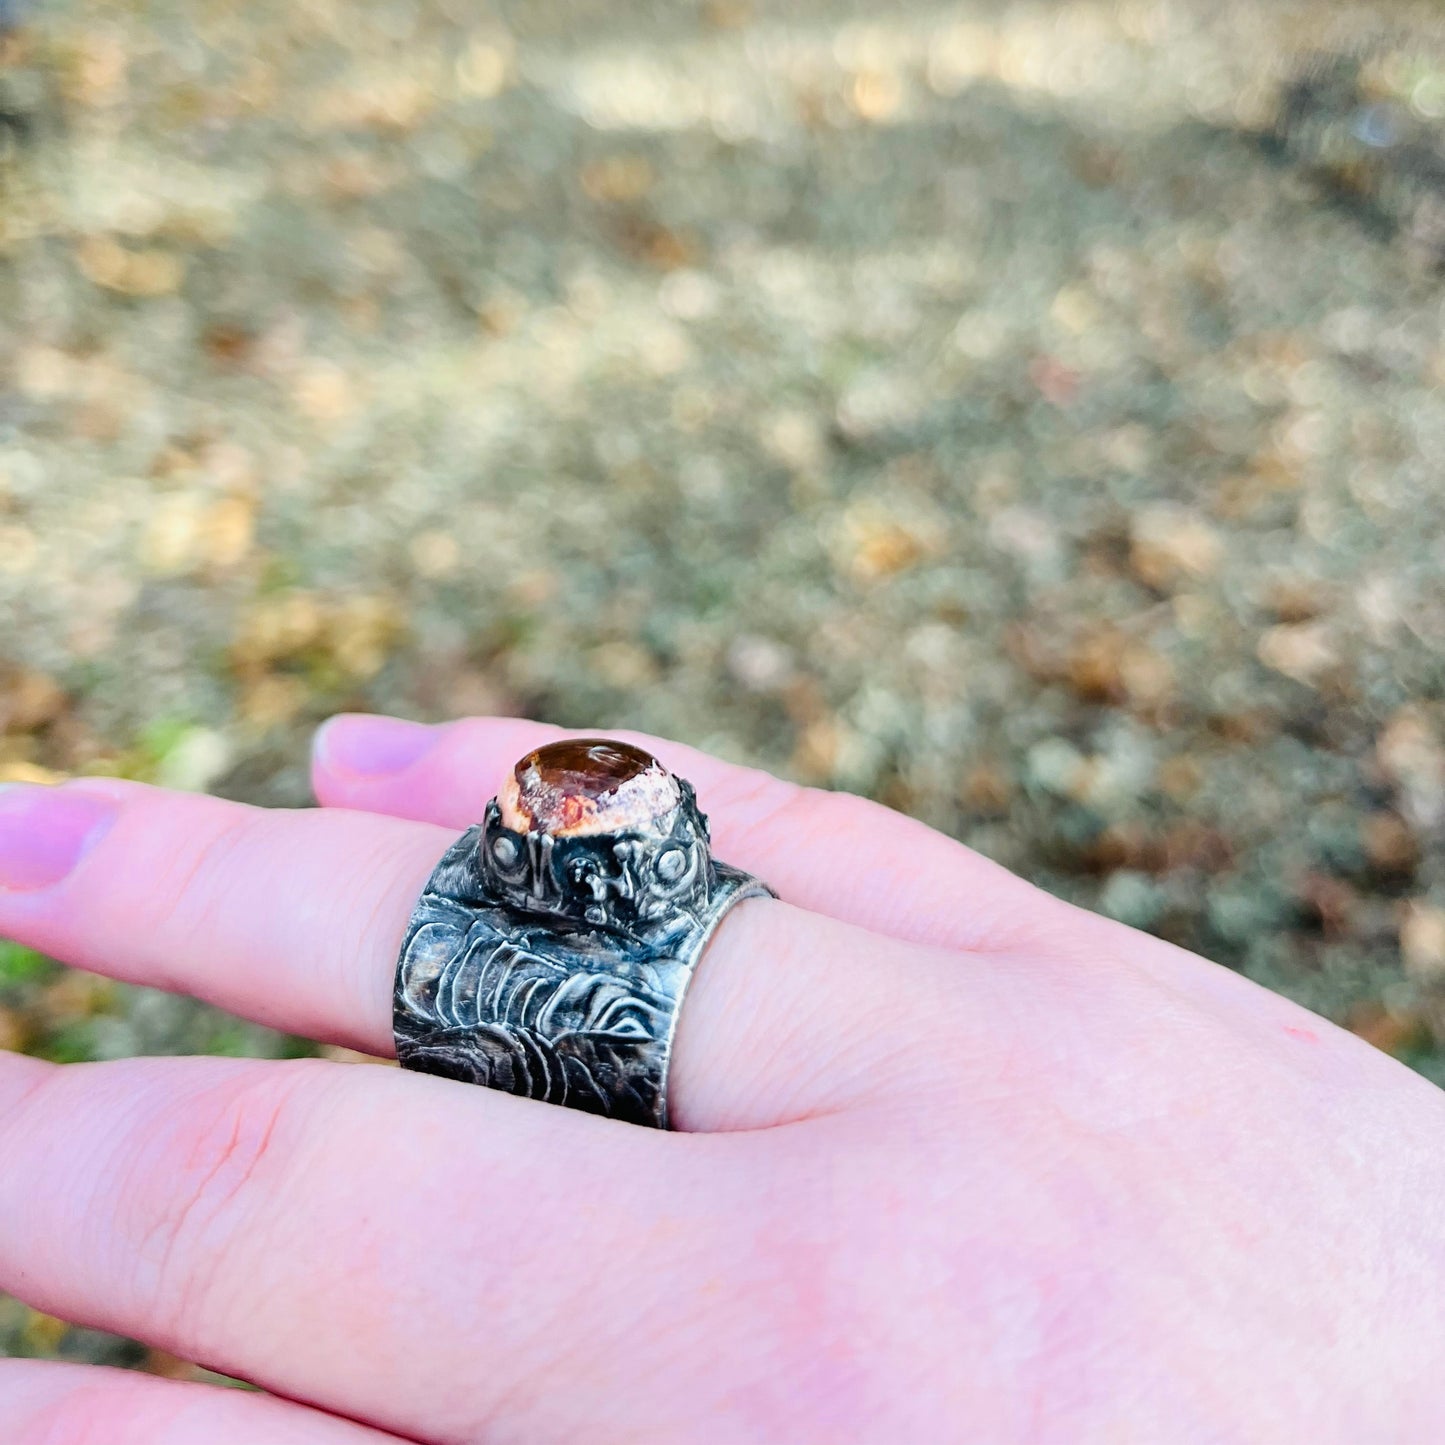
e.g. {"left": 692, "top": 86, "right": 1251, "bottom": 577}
{"left": 1, "top": 0, "right": 1443, "bottom": 1373}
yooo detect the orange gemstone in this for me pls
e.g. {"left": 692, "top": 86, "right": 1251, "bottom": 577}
{"left": 498, "top": 738, "right": 680, "bottom": 836}
{"left": 523, "top": 739, "right": 653, "bottom": 794}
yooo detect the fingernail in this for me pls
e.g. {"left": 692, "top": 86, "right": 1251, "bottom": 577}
{"left": 314, "top": 715, "right": 440, "bottom": 779}
{"left": 0, "top": 785, "right": 119, "bottom": 892}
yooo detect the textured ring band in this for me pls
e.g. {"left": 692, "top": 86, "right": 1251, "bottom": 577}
{"left": 393, "top": 738, "right": 775, "bottom": 1127}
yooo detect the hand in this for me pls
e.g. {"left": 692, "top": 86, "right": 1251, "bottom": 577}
{"left": 0, "top": 714, "right": 1441, "bottom": 1444}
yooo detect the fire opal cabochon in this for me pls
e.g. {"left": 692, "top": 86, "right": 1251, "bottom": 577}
{"left": 497, "top": 738, "right": 684, "bottom": 837}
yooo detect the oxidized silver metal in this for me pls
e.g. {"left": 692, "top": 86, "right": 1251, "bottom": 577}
{"left": 393, "top": 748, "right": 773, "bottom": 1127}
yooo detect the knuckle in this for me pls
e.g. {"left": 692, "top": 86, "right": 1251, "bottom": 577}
{"left": 712, "top": 769, "right": 816, "bottom": 844}
{"left": 716, "top": 768, "right": 887, "bottom": 861}
{"left": 130, "top": 1063, "right": 322, "bottom": 1335}
{"left": 122, "top": 804, "right": 254, "bottom": 958}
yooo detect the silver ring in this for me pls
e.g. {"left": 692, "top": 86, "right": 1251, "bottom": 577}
{"left": 393, "top": 738, "right": 775, "bottom": 1127}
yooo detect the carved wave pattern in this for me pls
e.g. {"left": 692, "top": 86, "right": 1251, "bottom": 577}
{"left": 394, "top": 822, "right": 772, "bottom": 1127}
{"left": 396, "top": 913, "right": 678, "bottom": 1123}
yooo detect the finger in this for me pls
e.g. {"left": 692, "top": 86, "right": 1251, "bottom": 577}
{"left": 312, "top": 713, "right": 1066, "bottom": 955}
{"left": 0, "top": 1360, "right": 404, "bottom": 1444}
{"left": 0, "top": 1052, "right": 841, "bottom": 1444}
{"left": 310, "top": 716, "right": 1273, "bottom": 1015}
{"left": 0, "top": 778, "right": 1003, "bottom": 1131}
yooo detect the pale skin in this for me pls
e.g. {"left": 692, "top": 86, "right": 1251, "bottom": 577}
{"left": 0, "top": 714, "right": 1442, "bottom": 1444}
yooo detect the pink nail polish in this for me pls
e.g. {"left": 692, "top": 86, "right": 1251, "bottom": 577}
{"left": 0, "top": 786, "right": 119, "bottom": 891}
{"left": 314, "top": 715, "right": 440, "bottom": 779}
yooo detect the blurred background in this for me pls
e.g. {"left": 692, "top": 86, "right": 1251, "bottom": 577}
{"left": 1, "top": 0, "right": 1444, "bottom": 1372}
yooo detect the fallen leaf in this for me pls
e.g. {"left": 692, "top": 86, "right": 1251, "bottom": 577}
{"left": 1257, "top": 622, "right": 1338, "bottom": 684}
{"left": 1130, "top": 504, "right": 1223, "bottom": 591}
{"left": 1402, "top": 904, "right": 1445, "bottom": 981}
